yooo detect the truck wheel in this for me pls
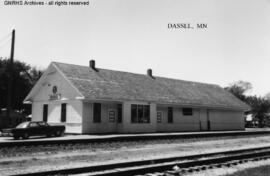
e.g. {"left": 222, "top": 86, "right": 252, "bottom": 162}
{"left": 55, "top": 130, "right": 63, "bottom": 137}
{"left": 13, "top": 136, "right": 19, "bottom": 140}
{"left": 22, "top": 133, "right": 29, "bottom": 139}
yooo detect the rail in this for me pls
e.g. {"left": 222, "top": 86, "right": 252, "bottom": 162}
{"left": 12, "top": 145, "right": 270, "bottom": 176}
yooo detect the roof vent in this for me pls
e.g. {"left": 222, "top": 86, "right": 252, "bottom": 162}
{"left": 89, "top": 60, "right": 98, "bottom": 71}
{"left": 147, "top": 69, "right": 154, "bottom": 79}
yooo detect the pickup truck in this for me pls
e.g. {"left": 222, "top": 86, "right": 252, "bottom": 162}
{"left": 2, "top": 121, "right": 65, "bottom": 140}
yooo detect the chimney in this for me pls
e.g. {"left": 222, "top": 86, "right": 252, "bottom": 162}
{"left": 89, "top": 60, "right": 98, "bottom": 71}
{"left": 147, "top": 69, "right": 154, "bottom": 78}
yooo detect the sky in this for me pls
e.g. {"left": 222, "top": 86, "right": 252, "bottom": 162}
{"left": 0, "top": 0, "right": 270, "bottom": 96}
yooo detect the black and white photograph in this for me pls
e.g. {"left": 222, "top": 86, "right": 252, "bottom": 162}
{"left": 0, "top": 0, "right": 270, "bottom": 175}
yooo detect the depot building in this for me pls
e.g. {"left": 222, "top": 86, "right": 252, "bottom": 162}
{"left": 24, "top": 60, "right": 250, "bottom": 134}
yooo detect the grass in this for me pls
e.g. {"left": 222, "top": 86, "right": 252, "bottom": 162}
{"left": 225, "top": 165, "right": 270, "bottom": 176}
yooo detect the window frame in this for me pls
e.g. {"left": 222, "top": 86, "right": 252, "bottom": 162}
{"left": 131, "top": 104, "right": 150, "bottom": 123}
{"left": 182, "top": 108, "right": 193, "bottom": 116}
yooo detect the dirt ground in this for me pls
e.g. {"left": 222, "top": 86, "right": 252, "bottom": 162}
{"left": 1, "top": 135, "right": 270, "bottom": 175}
{"left": 185, "top": 158, "right": 270, "bottom": 176}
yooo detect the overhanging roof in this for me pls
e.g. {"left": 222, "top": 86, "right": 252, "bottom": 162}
{"left": 49, "top": 62, "right": 250, "bottom": 111}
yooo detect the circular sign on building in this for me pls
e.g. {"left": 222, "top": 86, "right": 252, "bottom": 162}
{"left": 52, "top": 86, "right": 57, "bottom": 94}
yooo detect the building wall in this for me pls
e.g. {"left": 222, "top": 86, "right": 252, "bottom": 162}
{"left": 121, "top": 101, "right": 156, "bottom": 133}
{"left": 156, "top": 106, "right": 200, "bottom": 132}
{"left": 199, "top": 109, "right": 208, "bottom": 131}
{"left": 31, "top": 100, "right": 83, "bottom": 133}
{"left": 31, "top": 69, "right": 83, "bottom": 133}
{"left": 33, "top": 70, "right": 80, "bottom": 101}
{"left": 208, "top": 109, "right": 244, "bottom": 130}
{"left": 81, "top": 102, "right": 245, "bottom": 134}
{"left": 32, "top": 102, "right": 43, "bottom": 121}
{"left": 156, "top": 106, "right": 244, "bottom": 132}
{"left": 82, "top": 102, "right": 119, "bottom": 133}
{"left": 82, "top": 101, "right": 157, "bottom": 134}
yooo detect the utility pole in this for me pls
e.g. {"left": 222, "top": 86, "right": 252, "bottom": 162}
{"left": 6, "top": 29, "right": 15, "bottom": 127}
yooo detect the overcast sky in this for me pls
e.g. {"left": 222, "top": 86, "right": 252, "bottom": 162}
{"left": 0, "top": 0, "right": 270, "bottom": 96}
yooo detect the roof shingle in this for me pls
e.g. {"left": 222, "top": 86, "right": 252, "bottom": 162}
{"left": 53, "top": 62, "right": 249, "bottom": 110}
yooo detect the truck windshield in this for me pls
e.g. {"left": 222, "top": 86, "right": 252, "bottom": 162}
{"left": 16, "top": 122, "right": 30, "bottom": 128}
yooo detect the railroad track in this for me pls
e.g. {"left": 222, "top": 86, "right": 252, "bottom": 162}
{"left": 13, "top": 146, "right": 270, "bottom": 176}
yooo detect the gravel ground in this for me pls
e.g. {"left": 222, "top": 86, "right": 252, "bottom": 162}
{"left": 1, "top": 135, "right": 270, "bottom": 175}
{"left": 184, "top": 159, "right": 270, "bottom": 176}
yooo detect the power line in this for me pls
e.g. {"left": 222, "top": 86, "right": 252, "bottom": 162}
{"left": 0, "top": 32, "right": 12, "bottom": 53}
{"left": 0, "top": 32, "right": 11, "bottom": 44}
{"left": 0, "top": 38, "right": 11, "bottom": 51}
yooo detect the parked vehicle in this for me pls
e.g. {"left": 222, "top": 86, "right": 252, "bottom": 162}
{"left": 2, "top": 121, "right": 65, "bottom": 140}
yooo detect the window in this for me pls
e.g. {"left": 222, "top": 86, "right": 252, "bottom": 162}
{"left": 16, "top": 122, "right": 29, "bottom": 128}
{"left": 43, "top": 104, "right": 48, "bottom": 122}
{"left": 61, "top": 103, "right": 67, "bottom": 122}
{"left": 38, "top": 122, "right": 48, "bottom": 127}
{"left": 29, "top": 122, "right": 39, "bottom": 128}
{"left": 168, "top": 107, "right": 173, "bottom": 123}
{"left": 131, "top": 104, "right": 150, "bottom": 123}
{"left": 93, "top": 103, "right": 101, "bottom": 123}
{"left": 183, "top": 108, "right": 193, "bottom": 116}
{"left": 117, "top": 104, "right": 122, "bottom": 123}
{"left": 131, "top": 105, "right": 138, "bottom": 123}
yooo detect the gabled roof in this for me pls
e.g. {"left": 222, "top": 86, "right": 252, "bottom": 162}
{"left": 51, "top": 62, "right": 250, "bottom": 110}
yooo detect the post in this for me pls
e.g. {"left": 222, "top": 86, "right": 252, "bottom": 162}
{"left": 6, "top": 29, "right": 15, "bottom": 127}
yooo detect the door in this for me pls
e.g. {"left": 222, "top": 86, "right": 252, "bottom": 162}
{"left": 207, "top": 109, "right": 210, "bottom": 131}
{"left": 37, "top": 121, "right": 49, "bottom": 135}
{"left": 28, "top": 122, "right": 40, "bottom": 136}
{"left": 199, "top": 109, "right": 208, "bottom": 131}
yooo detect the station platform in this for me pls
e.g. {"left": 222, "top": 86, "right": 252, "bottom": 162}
{"left": 0, "top": 128, "right": 270, "bottom": 147}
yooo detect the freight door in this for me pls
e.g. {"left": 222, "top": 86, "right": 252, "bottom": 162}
{"left": 199, "top": 109, "right": 208, "bottom": 131}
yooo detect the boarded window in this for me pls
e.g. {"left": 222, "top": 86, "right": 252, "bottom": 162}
{"left": 43, "top": 104, "right": 48, "bottom": 122}
{"left": 168, "top": 107, "right": 173, "bottom": 123}
{"left": 131, "top": 104, "right": 150, "bottom": 123}
{"left": 157, "top": 111, "right": 162, "bottom": 123}
{"left": 61, "top": 103, "right": 67, "bottom": 122}
{"left": 183, "top": 108, "right": 193, "bottom": 116}
{"left": 108, "top": 110, "right": 116, "bottom": 122}
{"left": 117, "top": 104, "right": 122, "bottom": 123}
{"left": 93, "top": 103, "right": 101, "bottom": 123}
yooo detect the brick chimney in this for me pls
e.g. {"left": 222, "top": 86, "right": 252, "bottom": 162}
{"left": 89, "top": 60, "right": 98, "bottom": 71}
{"left": 147, "top": 69, "right": 154, "bottom": 78}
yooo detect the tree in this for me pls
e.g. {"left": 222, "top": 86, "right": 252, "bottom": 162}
{"left": 245, "top": 96, "right": 270, "bottom": 127}
{"left": 225, "top": 80, "right": 270, "bottom": 127}
{"left": 0, "top": 58, "right": 43, "bottom": 115}
{"left": 224, "top": 81, "right": 252, "bottom": 101}
{"left": 265, "top": 92, "right": 270, "bottom": 100}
